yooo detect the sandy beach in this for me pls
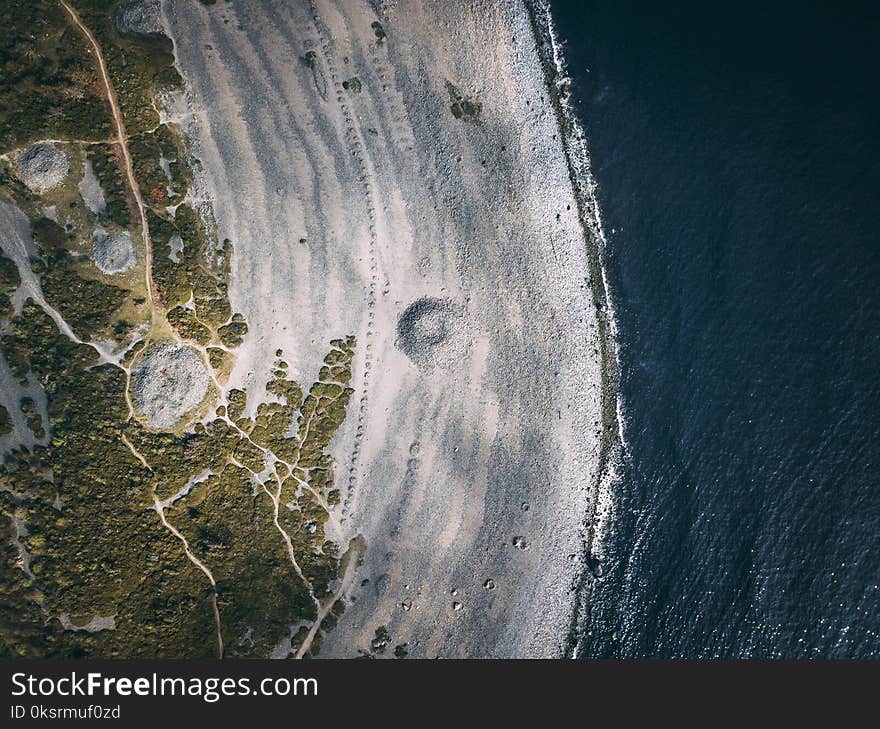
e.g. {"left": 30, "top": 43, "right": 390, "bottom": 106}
{"left": 162, "top": 0, "right": 606, "bottom": 657}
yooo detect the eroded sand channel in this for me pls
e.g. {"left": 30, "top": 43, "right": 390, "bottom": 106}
{"left": 163, "top": 0, "right": 604, "bottom": 657}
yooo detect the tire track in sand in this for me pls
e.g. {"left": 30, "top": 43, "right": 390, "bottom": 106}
{"left": 306, "top": 1, "right": 379, "bottom": 522}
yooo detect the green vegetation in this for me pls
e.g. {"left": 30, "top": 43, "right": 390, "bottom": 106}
{"left": 0, "top": 165, "right": 34, "bottom": 217}
{"left": 370, "top": 625, "right": 390, "bottom": 654}
{"left": 1, "top": 280, "right": 356, "bottom": 657}
{"left": 207, "top": 346, "right": 232, "bottom": 373}
{"left": 75, "top": 0, "right": 181, "bottom": 136}
{"left": 0, "top": 299, "right": 214, "bottom": 658}
{"left": 370, "top": 21, "right": 386, "bottom": 44}
{"left": 0, "top": 251, "right": 20, "bottom": 319}
{"left": 149, "top": 206, "right": 241, "bottom": 354}
{"left": 167, "top": 306, "right": 210, "bottom": 345}
{"left": 342, "top": 77, "right": 362, "bottom": 93}
{"left": 86, "top": 144, "right": 131, "bottom": 228}
{"left": 31, "top": 217, "right": 127, "bottom": 341}
{"left": 0, "top": 499, "right": 61, "bottom": 657}
{"left": 445, "top": 81, "right": 482, "bottom": 123}
{"left": 0, "top": 2, "right": 113, "bottom": 154}
{"left": 302, "top": 51, "right": 318, "bottom": 70}
{"left": 128, "top": 124, "right": 188, "bottom": 207}
{"left": 165, "top": 464, "right": 316, "bottom": 657}
{"left": 0, "top": 404, "right": 11, "bottom": 436}
{"left": 0, "top": 1, "right": 356, "bottom": 659}
{"left": 217, "top": 313, "right": 247, "bottom": 348}
{"left": 19, "top": 398, "right": 44, "bottom": 440}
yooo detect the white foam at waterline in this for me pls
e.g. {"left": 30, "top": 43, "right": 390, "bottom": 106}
{"left": 530, "top": 0, "right": 627, "bottom": 561}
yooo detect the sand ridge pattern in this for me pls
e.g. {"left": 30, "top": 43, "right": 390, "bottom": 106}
{"left": 163, "top": 0, "right": 607, "bottom": 657}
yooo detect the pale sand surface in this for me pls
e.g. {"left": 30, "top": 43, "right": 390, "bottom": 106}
{"left": 78, "top": 158, "right": 107, "bottom": 217}
{"left": 0, "top": 199, "right": 52, "bottom": 454}
{"left": 163, "top": 0, "right": 603, "bottom": 657}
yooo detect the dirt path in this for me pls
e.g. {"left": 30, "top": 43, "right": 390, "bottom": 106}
{"left": 294, "top": 536, "right": 364, "bottom": 659}
{"left": 160, "top": 0, "right": 607, "bottom": 657}
{"left": 262, "top": 475, "right": 317, "bottom": 596}
{"left": 153, "top": 493, "right": 224, "bottom": 658}
{"left": 59, "top": 0, "right": 158, "bottom": 318}
{"left": 120, "top": 433, "right": 152, "bottom": 470}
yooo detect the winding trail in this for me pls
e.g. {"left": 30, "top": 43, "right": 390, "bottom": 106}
{"left": 120, "top": 433, "right": 152, "bottom": 471}
{"left": 262, "top": 474, "right": 316, "bottom": 595}
{"left": 294, "top": 536, "right": 363, "bottom": 659}
{"left": 16, "top": 1, "right": 354, "bottom": 660}
{"left": 153, "top": 492, "right": 224, "bottom": 658}
{"left": 59, "top": 0, "right": 158, "bottom": 317}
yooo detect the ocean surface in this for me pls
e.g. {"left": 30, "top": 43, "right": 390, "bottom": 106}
{"left": 550, "top": 0, "right": 880, "bottom": 657}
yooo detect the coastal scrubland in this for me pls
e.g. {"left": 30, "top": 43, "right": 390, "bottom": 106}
{"left": 0, "top": 0, "right": 354, "bottom": 658}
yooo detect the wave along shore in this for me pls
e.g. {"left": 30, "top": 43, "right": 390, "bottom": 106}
{"left": 163, "top": 0, "right": 618, "bottom": 657}
{"left": 524, "top": 0, "right": 625, "bottom": 657}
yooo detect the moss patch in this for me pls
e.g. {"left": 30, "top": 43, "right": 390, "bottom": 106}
{"left": 445, "top": 81, "right": 482, "bottom": 123}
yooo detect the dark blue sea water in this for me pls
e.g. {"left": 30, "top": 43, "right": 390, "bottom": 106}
{"left": 551, "top": 0, "right": 880, "bottom": 657}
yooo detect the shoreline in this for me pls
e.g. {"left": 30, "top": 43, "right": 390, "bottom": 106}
{"left": 523, "top": 0, "right": 625, "bottom": 657}
{"left": 162, "top": 0, "right": 610, "bottom": 657}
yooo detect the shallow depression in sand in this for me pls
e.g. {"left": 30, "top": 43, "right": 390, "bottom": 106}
{"left": 396, "top": 297, "right": 469, "bottom": 370}
{"left": 132, "top": 343, "right": 210, "bottom": 429}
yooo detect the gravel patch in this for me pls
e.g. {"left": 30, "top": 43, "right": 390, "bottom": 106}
{"left": 168, "top": 233, "right": 184, "bottom": 263}
{"left": 396, "top": 297, "right": 469, "bottom": 370}
{"left": 132, "top": 343, "right": 210, "bottom": 430}
{"left": 116, "top": 0, "right": 164, "bottom": 35}
{"left": 59, "top": 614, "right": 116, "bottom": 633}
{"left": 78, "top": 159, "right": 107, "bottom": 216}
{"left": 16, "top": 143, "right": 69, "bottom": 193}
{"left": 92, "top": 229, "right": 135, "bottom": 274}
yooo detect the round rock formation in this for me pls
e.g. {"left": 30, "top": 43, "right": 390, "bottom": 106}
{"left": 16, "top": 143, "right": 69, "bottom": 193}
{"left": 132, "top": 343, "right": 210, "bottom": 429}
{"left": 396, "top": 297, "right": 468, "bottom": 370}
{"left": 92, "top": 230, "right": 136, "bottom": 274}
